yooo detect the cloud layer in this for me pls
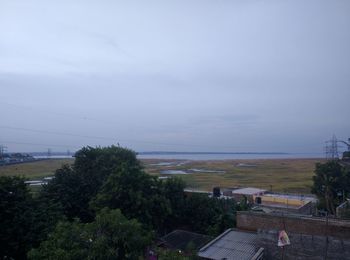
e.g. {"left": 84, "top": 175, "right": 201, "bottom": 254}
{"left": 1, "top": 0, "right": 349, "bottom": 153}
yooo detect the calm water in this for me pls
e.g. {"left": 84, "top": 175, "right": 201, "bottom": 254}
{"left": 34, "top": 152, "right": 324, "bottom": 161}
{"left": 137, "top": 153, "right": 323, "bottom": 160}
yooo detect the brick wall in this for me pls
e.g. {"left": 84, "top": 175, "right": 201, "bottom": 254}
{"left": 237, "top": 211, "right": 350, "bottom": 240}
{"left": 258, "top": 230, "right": 350, "bottom": 260}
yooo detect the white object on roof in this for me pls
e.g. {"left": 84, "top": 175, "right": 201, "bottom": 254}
{"left": 232, "top": 187, "right": 266, "bottom": 196}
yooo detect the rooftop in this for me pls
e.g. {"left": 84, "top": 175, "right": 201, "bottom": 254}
{"left": 198, "top": 229, "right": 263, "bottom": 260}
{"left": 262, "top": 193, "right": 316, "bottom": 202}
{"left": 159, "top": 230, "right": 212, "bottom": 251}
{"left": 232, "top": 187, "right": 266, "bottom": 195}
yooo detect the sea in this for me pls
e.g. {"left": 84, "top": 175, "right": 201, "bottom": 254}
{"left": 34, "top": 152, "right": 324, "bottom": 160}
{"left": 137, "top": 152, "right": 324, "bottom": 160}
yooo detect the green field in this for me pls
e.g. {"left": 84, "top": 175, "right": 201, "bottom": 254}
{"left": 0, "top": 158, "right": 324, "bottom": 194}
{"left": 0, "top": 159, "right": 74, "bottom": 180}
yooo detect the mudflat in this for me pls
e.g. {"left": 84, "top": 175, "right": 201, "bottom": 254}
{"left": 0, "top": 158, "right": 324, "bottom": 194}
{"left": 143, "top": 158, "right": 325, "bottom": 194}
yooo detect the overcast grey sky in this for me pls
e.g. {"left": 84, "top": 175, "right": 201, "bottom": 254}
{"left": 0, "top": 0, "right": 349, "bottom": 153}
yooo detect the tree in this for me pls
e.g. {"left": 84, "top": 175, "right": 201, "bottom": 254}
{"left": 181, "top": 194, "right": 236, "bottom": 235}
{"left": 91, "top": 164, "right": 171, "bottom": 230}
{"left": 163, "top": 177, "right": 186, "bottom": 231}
{"left": 73, "top": 145, "right": 140, "bottom": 192}
{"left": 28, "top": 208, "right": 151, "bottom": 260}
{"left": 39, "top": 165, "right": 92, "bottom": 221}
{"left": 311, "top": 160, "right": 349, "bottom": 215}
{"left": 0, "top": 176, "right": 34, "bottom": 259}
{"left": 40, "top": 145, "right": 140, "bottom": 222}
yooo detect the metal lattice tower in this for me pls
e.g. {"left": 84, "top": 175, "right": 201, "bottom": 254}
{"left": 325, "top": 134, "right": 339, "bottom": 159}
{"left": 47, "top": 148, "right": 52, "bottom": 158}
{"left": 0, "top": 145, "right": 8, "bottom": 159}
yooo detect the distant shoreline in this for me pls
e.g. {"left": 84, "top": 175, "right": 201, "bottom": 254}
{"left": 27, "top": 151, "right": 324, "bottom": 160}
{"left": 24, "top": 151, "right": 325, "bottom": 160}
{"left": 137, "top": 152, "right": 323, "bottom": 160}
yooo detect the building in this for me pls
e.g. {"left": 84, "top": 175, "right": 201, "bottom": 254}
{"left": 229, "top": 187, "right": 267, "bottom": 203}
{"left": 184, "top": 189, "right": 212, "bottom": 197}
{"left": 336, "top": 199, "right": 350, "bottom": 219}
{"left": 198, "top": 228, "right": 264, "bottom": 260}
{"left": 237, "top": 211, "right": 350, "bottom": 240}
{"left": 252, "top": 193, "right": 317, "bottom": 215}
{"left": 198, "top": 225, "right": 350, "bottom": 259}
{"left": 158, "top": 230, "right": 212, "bottom": 253}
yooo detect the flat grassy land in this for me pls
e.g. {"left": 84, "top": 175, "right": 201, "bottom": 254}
{"left": 0, "top": 159, "right": 74, "bottom": 180}
{"left": 0, "top": 158, "right": 324, "bottom": 194}
{"left": 143, "top": 158, "right": 325, "bottom": 194}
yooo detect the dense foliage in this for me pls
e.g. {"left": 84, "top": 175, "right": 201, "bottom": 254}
{"left": 0, "top": 145, "right": 238, "bottom": 259}
{"left": 0, "top": 176, "right": 34, "bottom": 259}
{"left": 28, "top": 208, "right": 151, "bottom": 260}
{"left": 41, "top": 146, "right": 140, "bottom": 222}
{"left": 312, "top": 160, "right": 350, "bottom": 215}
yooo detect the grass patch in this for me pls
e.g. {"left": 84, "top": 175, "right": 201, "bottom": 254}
{"left": 0, "top": 159, "right": 74, "bottom": 180}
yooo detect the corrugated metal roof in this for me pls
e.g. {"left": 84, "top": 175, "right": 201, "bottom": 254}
{"left": 198, "top": 229, "right": 261, "bottom": 260}
{"left": 160, "top": 230, "right": 212, "bottom": 251}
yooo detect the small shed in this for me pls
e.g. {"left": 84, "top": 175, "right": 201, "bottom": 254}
{"left": 231, "top": 187, "right": 266, "bottom": 203}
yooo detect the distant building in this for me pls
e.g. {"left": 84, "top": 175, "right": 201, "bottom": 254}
{"left": 252, "top": 193, "right": 317, "bottom": 215}
{"left": 0, "top": 153, "right": 35, "bottom": 165}
{"left": 229, "top": 187, "right": 267, "bottom": 203}
{"left": 184, "top": 189, "right": 212, "bottom": 197}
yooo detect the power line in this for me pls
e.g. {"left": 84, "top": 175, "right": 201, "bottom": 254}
{"left": 0, "top": 124, "right": 239, "bottom": 150}
{"left": 0, "top": 140, "right": 80, "bottom": 149}
{"left": 0, "top": 100, "right": 113, "bottom": 125}
{"left": 0, "top": 125, "right": 114, "bottom": 141}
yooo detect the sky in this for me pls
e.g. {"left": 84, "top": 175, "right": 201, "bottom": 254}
{"left": 0, "top": 0, "right": 349, "bottom": 154}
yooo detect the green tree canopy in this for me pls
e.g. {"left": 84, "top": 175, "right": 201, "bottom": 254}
{"left": 73, "top": 145, "right": 140, "bottom": 190}
{"left": 181, "top": 194, "right": 236, "bottom": 235}
{"left": 28, "top": 208, "right": 151, "bottom": 260}
{"left": 312, "top": 160, "right": 350, "bottom": 215}
{"left": 40, "top": 145, "right": 140, "bottom": 222}
{"left": 162, "top": 177, "right": 186, "bottom": 231}
{"left": 91, "top": 164, "right": 171, "bottom": 230}
{"left": 0, "top": 176, "right": 34, "bottom": 259}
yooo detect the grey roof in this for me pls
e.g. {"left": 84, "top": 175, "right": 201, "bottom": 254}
{"left": 159, "top": 230, "right": 212, "bottom": 251}
{"left": 198, "top": 229, "right": 261, "bottom": 260}
{"left": 231, "top": 187, "right": 266, "bottom": 196}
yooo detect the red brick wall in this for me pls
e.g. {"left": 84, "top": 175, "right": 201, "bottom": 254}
{"left": 237, "top": 211, "right": 350, "bottom": 240}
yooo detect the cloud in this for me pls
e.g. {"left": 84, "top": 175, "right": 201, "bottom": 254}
{"left": 0, "top": 0, "right": 349, "bottom": 152}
